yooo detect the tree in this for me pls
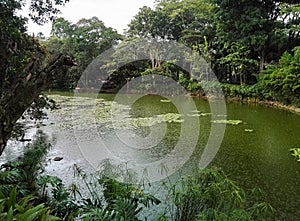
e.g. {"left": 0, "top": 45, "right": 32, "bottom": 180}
{"left": 262, "top": 46, "right": 300, "bottom": 106}
{"left": 45, "top": 16, "right": 122, "bottom": 90}
{"left": 219, "top": 43, "right": 258, "bottom": 84}
{"left": 278, "top": 2, "right": 300, "bottom": 50}
{"left": 0, "top": 0, "right": 76, "bottom": 155}
{"left": 212, "top": 0, "right": 300, "bottom": 82}
{"left": 126, "top": 0, "right": 217, "bottom": 87}
{"left": 127, "top": 0, "right": 215, "bottom": 45}
{"left": 127, "top": 6, "right": 165, "bottom": 39}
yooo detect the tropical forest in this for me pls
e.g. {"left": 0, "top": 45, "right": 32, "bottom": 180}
{"left": 1, "top": 0, "right": 300, "bottom": 220}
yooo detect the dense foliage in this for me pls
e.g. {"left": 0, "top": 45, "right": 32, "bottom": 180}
{"left": 127, "top": 0, "right": 300, "bottom": 84}
{"left": 33, "top": 0, "right": 300, "bottom": 106}
{"left": 262, "top": 47, "right": 300, "bottom": 106}
{"left": 170, "top": 169, "right": 273, "bottom": 221}
{"left": 0, "top": 0, "right": 76, "bottom": 155}
{"left": 44, "top": 17, "right": 122, "bottom": 90}
{"left": 123, "top": 0, "right": 300, "bottom": 106}
{"left": 0, "top": 131, "right": 59, "bottom": 220}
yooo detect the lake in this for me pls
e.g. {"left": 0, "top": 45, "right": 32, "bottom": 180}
{"left": 3, "top": 92, "right": 300, "bottom": 220}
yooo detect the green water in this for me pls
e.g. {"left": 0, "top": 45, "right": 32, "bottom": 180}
{"left": 46, "top": 92, "right": 300, "bottom": 220}
{"left": 214, "top": 102, "right": 300, "bottom": 220}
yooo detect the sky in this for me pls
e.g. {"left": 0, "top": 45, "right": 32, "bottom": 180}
{"left": 25, "top": 0, "right": 155, "bottom": 36}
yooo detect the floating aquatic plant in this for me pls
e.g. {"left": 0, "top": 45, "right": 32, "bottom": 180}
{"left": 187, "top": 113, "right": 212, "bottom": 117}
{"left": 129, "top": 117, "right": 159, "bottom": 128}
{"left": 211, "top": 119, "right": 243, "bottom": 125}
{"left": 160, "top": 99, "right": 171, "bottom": 103}
{"left": 114, "top": 113, "right": 184, "bottom": 129}
{"left": 160, "top": 113, "right": 183, "bottom": 123}
{"left": 48, "top": 95, "right": 185, "bottom": 131}
{"left": 290, "top": 148, "right": 300, "bottom": 161}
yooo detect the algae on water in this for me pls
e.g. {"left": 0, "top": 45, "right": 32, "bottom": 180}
{"left": 120, "top": 113, "right": 183, "bottom": 129}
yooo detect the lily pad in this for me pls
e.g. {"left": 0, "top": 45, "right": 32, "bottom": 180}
{"left": 211, "top": 119, "right": 243, "bottom": 125}
{"left": 187, "top": 113, "right": 212, "bottom": 117}
{"left": 159, "top": 113, "right": 183, "bottom": 123}
{"left": 200, "top": 113, "right": 212, "bottom": 117}
{"left": 115, "top": 113, "right": 184, "bottom": 129}
{"left": 160, "top": 99, "right": 171, "bottom": 103}
{"left": 187, "top": 114, "right": 201, "bottom": 117}
{"left": 290, "top": 148, "right": 300, "bottom": 161}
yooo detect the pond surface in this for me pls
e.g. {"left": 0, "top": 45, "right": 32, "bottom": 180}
{"left": 4, "top": 92, "right": 300, "bottom": 220}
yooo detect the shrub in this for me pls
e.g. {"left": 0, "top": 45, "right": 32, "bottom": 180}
{"left": 168, "top": 169, "right": 273, "bottom": 221}
{"left": 262, "top": 47, "right": 300, "bottom": 106}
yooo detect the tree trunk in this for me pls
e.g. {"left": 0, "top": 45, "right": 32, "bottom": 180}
{"left": 259, "top": 49, "right": 266, "bottom": 78}
{"left": 0, "top": 53, "right": 76, "bottom": 155}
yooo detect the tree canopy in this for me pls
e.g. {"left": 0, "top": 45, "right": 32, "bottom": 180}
{"left": 127, "top": 0, "right": 300, "bottom": 85}
{"left": 44, "top": 16, "right": 122, "bottom": 90}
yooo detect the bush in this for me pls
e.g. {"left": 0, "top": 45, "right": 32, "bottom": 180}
{"left": 0, "top": 131, "right": 51, "bottom": 196}
{"left": 261, "top": 47, "right": 300, "bottom": 106}
{"left": 0, "top": 187, "right": 59, "bottom": 221}
{"left": 169, "top": 169, "right": 273, "bottom": 221}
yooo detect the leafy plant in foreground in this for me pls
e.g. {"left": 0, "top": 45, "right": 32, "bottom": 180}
{"left": 0, "top": 186, "right": 59, "bottom": 221}
{"left": 169, "top": 168, "right": 273, "bottom": 221}
{"left": 0, "top": 131, "right": 52, "bottom": 196}
{"left": 43, "top": 161, "right": 160, "bottom": 220}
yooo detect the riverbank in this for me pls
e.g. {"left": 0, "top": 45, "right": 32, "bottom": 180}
{"left": 227, "top": 97, "right": 300, "bottom": 115}
{"left": 49, "top": 87, "right": 300, "bottom": 116}
{"left": 188, "top": 81, "right": 300, "bottom": 115}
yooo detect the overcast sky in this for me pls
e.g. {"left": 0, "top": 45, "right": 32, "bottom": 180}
{"left": 25, "top": 0, "right": 155, "bottom": 36}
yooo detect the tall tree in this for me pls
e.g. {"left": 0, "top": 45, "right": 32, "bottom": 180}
{"left": 128, "top": 0, "right": 215, "bottom": 45}
{"left": 126, "top": 0, "right": 217, "bottom": 84}
{"left": 127, "top": 6, "right": 164, "bottom": 39}
{"left": 0, "top": 0, "right": 76, "bottom": 155}
{"left": 45, "top": 17, "right": 122, "bottom": 89}
{"left": 278, "top": 2, "right": 300, "bottom": 50}
{"left": 212, "top": 0, "right": 300, "bottom": 81}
